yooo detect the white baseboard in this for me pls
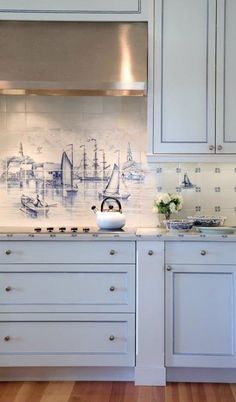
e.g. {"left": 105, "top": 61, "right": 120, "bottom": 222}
{"left": 0, "top": 367, "right": 135, "bottom": 382}
{"left": 167, "top": 368, "right": 236, "bottom": 383}
{"left": 135, "top": 366, "right": 166, "bottom": 385}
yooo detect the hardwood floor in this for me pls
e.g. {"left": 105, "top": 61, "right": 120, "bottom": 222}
{"left": 0, "top": 381, "right": 235, "bottom": 402}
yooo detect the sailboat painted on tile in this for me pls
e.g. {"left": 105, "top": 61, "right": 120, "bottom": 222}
{"left": 99, "top": 163, "right": 130, "bottom": 200}
{"left": 61, "top": 144, "right": 78, "bottom": 195}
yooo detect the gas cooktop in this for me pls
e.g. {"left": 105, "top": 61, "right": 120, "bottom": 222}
{"left": 0, "top": 226, "right": 136, "bottom": 236}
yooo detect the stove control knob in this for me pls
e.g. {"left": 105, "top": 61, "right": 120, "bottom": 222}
{"left": 47, "top": 227, "right": 54, "bottom": 232}
{"left": 83, "top": 227, "right": 90, "bottom": 232}
{"left": 71, "top": 227, "right": 78, "bottom": 232}
{"left": 34, "top": 228, "right": 42, "bottom": 233}
{"left": 59, "top": 227, "right": 66, "bottom": 232}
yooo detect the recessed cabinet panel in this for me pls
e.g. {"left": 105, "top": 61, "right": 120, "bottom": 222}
{"left": 0, "top": 270, "right": 135, "bottom": 313}
{"left": 0, "top": 241, "right": 135, "bottom": 264}
{"left": 0, "top": 0, "right": 140, "bottom": 13}
{"left": 0, "top": 313, "right": 135, "bottom": 366}
{"left": 216, "top": 0, "right": 236, "bottom": 153}
{"left": 166, "top": 264, "right": 236, "bottom": 367}
{"left": 154, "top": 0, "right": 216, "bottom": 153}
{"left": 173, "top": 272, "right": 233, "bottom": 355}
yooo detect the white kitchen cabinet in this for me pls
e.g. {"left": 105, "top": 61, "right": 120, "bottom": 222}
{"left": 0, "top": 240, "right": 135, "bottom": 264}
{"left": 153, "top": 0, "right": 216, "bottom": 154}
{"left": 150, "top": 0, "right": 236, "bottom": 159}
{"left": 165, "top": 242, "right": 236, "bottom": 368}
{"left": 0, "top": 0, "right": 149, "bottom": 21}
{"left": 216, "top": 0, "right": 236, "bottom": 153}
{"left": 0, "top": 313, "right": 135, "bottom": 367}
{"left": 0, "top": 266, "right": 135, "bottom": 313}
{"left": 0, "top": 240, "right": 136, "bottom": 368}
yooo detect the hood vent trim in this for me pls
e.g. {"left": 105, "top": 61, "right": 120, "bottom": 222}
{"left": 0, "top": 21, "right": 147, "bottom": 96}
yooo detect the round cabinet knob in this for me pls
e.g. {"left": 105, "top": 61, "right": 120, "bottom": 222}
{"left": 109, "top": 250, "right": 115, "bottom": 256}
{"left": 200, "top": 250, "right": 207, "bottom": 256}
{"left": 209, "top": 145, "right": 214, "bottom": 151}
{"left": 4, "top": 336, "right": 10, "bottom": 342}
{"left": 5, "top": 286, "right": 12, "bottom": 292}
{"left": 109, "top": 335, "right": 115, "bottom": 341}
{"left": 217, "top": 145, "right": 223, "bottom": 151}
{"left": 109, "top": 286, "right": 115, "bottom": 292}
{"left": 5, "top": 250, "right": 12, "bottom": 255}
{"left": 148, "top": 250, "right": 154, "bottom": 256}
{"left": 166, "top": 266, "right": 172, "bottom": 271}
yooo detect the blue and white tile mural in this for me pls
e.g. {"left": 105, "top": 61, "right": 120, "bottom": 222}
{"left": 0, "top": 138, "right": 151, "bottom": 225}
{"left": 0, "top": 96, "right": 157, "bottom": 226}
{"left": 1, "top": 96, "right": 236, "bottom": 227}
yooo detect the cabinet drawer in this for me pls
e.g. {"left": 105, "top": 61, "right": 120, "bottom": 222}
{"left": 0, "top": 241, "right": 135, "bottom": 264}
{"left": 166, "top": 241, "right": 236, "bottom": 265}
{"left": 0, "top": 313, "right": 135, "bottom": 367}
{"left": 0, "top": 267, "right": 135, "bottom": 313}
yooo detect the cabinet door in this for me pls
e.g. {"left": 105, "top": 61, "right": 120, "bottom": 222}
{"left": 0, "top": 0, "right": 147, "bottom": 20}
{"left": 153, "top": 0, "right": 216, "bottom": 154}
{"left": 166, "top": 264, "right": 236, "bottom": 367}
{"left": 216, "top": 0, "right": 236, "bottom": 153}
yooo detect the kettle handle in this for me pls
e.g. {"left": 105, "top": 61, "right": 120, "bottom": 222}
{"left": 101, "top": 197, "right": 122, "bottom": 212}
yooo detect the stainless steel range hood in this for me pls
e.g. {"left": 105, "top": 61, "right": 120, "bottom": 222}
{"left": 0, "top": 21, "right": 147, "bottom": 96}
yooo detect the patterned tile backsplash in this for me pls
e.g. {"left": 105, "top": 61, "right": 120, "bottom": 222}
{"left": 0, "top": 95, "right": 236, "bottom": 227}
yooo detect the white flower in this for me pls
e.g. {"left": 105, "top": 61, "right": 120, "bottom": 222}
{"left": 169, "top": 202, "right": 177, "bottom": 213}
{"left": 156, "top": 193, "right": 171, "bottom": 205}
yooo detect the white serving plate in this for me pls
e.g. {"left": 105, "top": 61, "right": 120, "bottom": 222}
{"left": 197, "top": 226, "right": 236, "bottom": 235}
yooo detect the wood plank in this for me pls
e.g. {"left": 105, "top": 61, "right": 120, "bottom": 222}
{"left": 0, "top": 381, "right": 235, "bottom": 402}
{"left": 40, "top": 382, "right": 74, "bottom": 402}
{"left": 0, "top": 382, "right": 23, "bottom": 402}
{"left": 13, "top": 382, "right": 49, "bottom": 402}
{"left": 68, "top": 381, "right": 112, "bottom": 402}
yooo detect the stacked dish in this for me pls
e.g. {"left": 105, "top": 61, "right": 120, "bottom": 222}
{"left": 187, "top": 216, "right": 226, "bottom": 227}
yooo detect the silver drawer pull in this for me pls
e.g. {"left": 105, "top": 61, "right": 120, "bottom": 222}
{"left": 5, "top": 250, "right": 12, "bottom": 255}
{"left": 200, "top": 250, "right": 207, "bottom": 256}
{"left": 148, "top": 250, "right": 154, "bottom": 256}
{"left": 109, "top": 250, "right": 115, "bottom": 256}
{"left": 109, "top": 286, "right": 115, "bottom": 292}
{"left": 166, "top": 266, "right": 172, "bottom": 271}
{"left": 4, "top": 336, "right": 10, "bottom": 342}
{"left": 109, "top": 335, "right": 115, "bottom": 341}
{"left": 5, "top": 286, "right": 12, "bottom": 292}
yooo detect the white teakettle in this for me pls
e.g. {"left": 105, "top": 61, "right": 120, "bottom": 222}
{"left": 91, "top": 197, "right": 126, "bottom": 230}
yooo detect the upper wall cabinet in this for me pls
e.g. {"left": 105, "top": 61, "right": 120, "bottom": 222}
{"left": 152, "top": 0, "right": 216, "bottom": 155}
{"left": 150, "top": 0, "right": 236, "bottom": 159}
{"left": 216, "top": 0, "right": 236, "bottom": 154}
{"left": 0, "top": 0, "right": 150, "bottom": 21}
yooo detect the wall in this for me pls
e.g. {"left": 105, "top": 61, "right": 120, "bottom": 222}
{"left": 0, "top": 95, "right": 235, "bottom": 227}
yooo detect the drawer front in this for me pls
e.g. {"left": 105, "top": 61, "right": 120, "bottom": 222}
{"left": 0, "top": 268, "right": 135, "bottom": 313}
{"left": 166, "top": 241, "right": 236, "bottom": 265}
{"left": 0, "top": 241, "right": 135, "bottom": 264}
{"left": 0, "top": 313, "right": 135, "bottom": 367}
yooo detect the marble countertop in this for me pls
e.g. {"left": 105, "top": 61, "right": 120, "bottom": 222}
{"left": 136, "top": 228, "right": 236, "bottom": 241}
{"left": 0, "top": 227, "right": 235, "bottom": 241}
